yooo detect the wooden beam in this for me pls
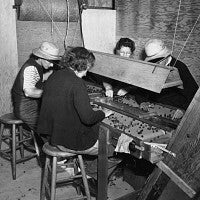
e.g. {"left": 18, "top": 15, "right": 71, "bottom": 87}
{"left": 97, "top": 125, "right": 109, "bottom": 200}
{"left": 137, "top": 168, "right": 169, "bottom": 200}
{"left": 157, "top": 161, "right": 196, "bottom": 198}
{"left": 163, "top": 88, "right": 200, "bottom": 196}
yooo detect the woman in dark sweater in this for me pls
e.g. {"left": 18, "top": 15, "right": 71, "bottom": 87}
{"left": 37, "top": 47, "right": 113, "bottom": 154}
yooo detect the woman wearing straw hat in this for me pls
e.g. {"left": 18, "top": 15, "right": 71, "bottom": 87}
{"left": 12, "top": 41, "right": 61, "bottom": 132}
{"left": 135, "top": 39, "right": 198, "bottom": 119}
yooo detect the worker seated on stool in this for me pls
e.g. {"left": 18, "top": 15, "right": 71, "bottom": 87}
{"left": 11, "top": 41, "right": 61, "bottom": 132}
{"left": 11, "top": 42, "right": 61, "bottom": 155}
{"left": 37, "top": 47, "right": 118, "bottom": 195}
{"left": 135, "top": 39, "right": 199, "bottom": 119}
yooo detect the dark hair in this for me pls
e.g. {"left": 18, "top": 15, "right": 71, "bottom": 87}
{"left": 114, "top": 38, "right": 135, "bottom": 54}
{"left": 60, "top": 47, "right": 95, "bottom": 72}
{"left": 29, "top": 53, "right": 40, "bottom": 60}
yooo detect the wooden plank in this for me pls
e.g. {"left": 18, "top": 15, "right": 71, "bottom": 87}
{"left": 114, "top": 190, "right": 141, "bottom": 200}
{"left": 157, "top": 161, "right": 196, "bottom": 198}
{"left": 97, "top": 124, "right": 145, "bottom": 200}
{"left": 97, "top": 125, "right": 109, "bottom": 200}
{"left": 137, "top": 168, "right": 170, "bottom": 200}
{"left": 138, "top": 88, "right": 200, "bottom": 200}
{"left": 163, "top": 88, "right": 200, "bottom": 195}
{"left": 90, "top": 96, "right": 178, "bottom": 132}
{"left": 89, "top": 51, "right": 171, "bottom": 93}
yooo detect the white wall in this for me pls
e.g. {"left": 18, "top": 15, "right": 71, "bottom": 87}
{"left": 0, "top": 0, "right": 18, "bottom": 114}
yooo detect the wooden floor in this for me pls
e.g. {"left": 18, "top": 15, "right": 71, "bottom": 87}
{"left": 0, "top": 153, "right": 135, "bottom": 200}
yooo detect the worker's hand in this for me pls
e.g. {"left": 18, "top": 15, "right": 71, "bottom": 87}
{"left": 117, "top": 89, "right": 128, "bottom": 96}
{"left": 105, "top": 89, "right": 114, "bottom": 98}
{"left": 43, "top": 70, "right": 53, "bottom": 81}
{"left": 102, "top": 108, "right": 114, "bottom": 118}
{"left": 139, "top": 102, "right": 154, "bottom": 111}
{"left": 103, "top": 82, "right": 113, "bottom": 98}
{"left": 172, "top": 109, "right": 185, "bottom": 120}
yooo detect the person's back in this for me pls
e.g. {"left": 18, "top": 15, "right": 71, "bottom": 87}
{"left": 37, "top": 47, "right": 113, "bottom": 152}
{"left": 38, "top": 68, "right": 102, "bottom": 150}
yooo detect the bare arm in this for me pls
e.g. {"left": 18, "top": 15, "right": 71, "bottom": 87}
{"left": 24, "top": 87, "right": 43, "bottom": 98}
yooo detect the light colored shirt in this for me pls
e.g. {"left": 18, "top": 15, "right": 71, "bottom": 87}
{"left": 23, "top": 66, "right": 40, "bottom": 90}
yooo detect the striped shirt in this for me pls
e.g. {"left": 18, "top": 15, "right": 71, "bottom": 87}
{"left": 23, "top": 66, "right": 40, "bottom": 90}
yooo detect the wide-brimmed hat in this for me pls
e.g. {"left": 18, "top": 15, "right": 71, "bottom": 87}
{"left": 32, "top": 42, "right": 61, "bottom": 60}
{"left": 144, "top": 39, "right": 171, "bottom": 61}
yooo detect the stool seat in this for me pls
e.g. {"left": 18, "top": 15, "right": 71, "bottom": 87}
{"left": 43, "top": 143, "right": 76, "bottom": 157}
{"left": 41, "top": 142, "right": 91, "bottom": 200}
{"left": 0, "top": 113, "right": 37, "bottom": 180}
{"left": 0, "top": 113, "right": 23, "bottom": 124}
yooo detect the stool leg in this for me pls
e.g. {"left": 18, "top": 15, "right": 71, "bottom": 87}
{"left": 78, "top": 155, "right": 91, "bottom": 200}
{"left": 0, "top": 123, "right": 5, "bottom": 149}
{"left": 31, "top": 131, "right": 40, "bottom": 158}
{"left": 51, "top": 156, "right": 57, "bottom": 200}
{"left": 12, "top": 124, "right": 17, "bottom": 180}
{"left": 74, "top": 158, "right": 82, "bottom": 195}
{"left": 19, "top": 125, "right": 24, "bottom": 158}
{"left": 40, "top": 156, "right": 50, "bottom": 200}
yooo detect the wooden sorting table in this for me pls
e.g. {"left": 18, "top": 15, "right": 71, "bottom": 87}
{"left": 87, "top": 83, "right": 180, "bottom": 200}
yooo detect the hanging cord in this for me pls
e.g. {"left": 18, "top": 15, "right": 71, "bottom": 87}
{"left": 77, "top": 0, "right": 85, "bottom": 47}
{"left": 37, "top": 0, "right": 66, "bottom": 43}
{"left": 72, "top": 18, "right": 80, "bottom": 47}
{"left": 64, "top": 0, "right": 70, "bottom": 50}
{"left": 50, "top": 0, "right": 53, "bottom": 35}
{"left": 172, "top": 13, "right": 200, "bottom": 68}
{"left": 171, "top": 0, "right": 182, "bottom": 55}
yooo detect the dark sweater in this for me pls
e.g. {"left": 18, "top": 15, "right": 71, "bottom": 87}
{"left": 135, "top": 57, "right": 199, "bottom": 110}
{"left": 37, "top": 68, "right": 105, "bottom": 151}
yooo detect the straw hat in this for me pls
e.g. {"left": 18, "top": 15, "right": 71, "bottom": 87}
{"left": 32, "top": 42, "right": 61, "bottom": 60}
{"left": 144, "top": 39, "right": 171, "bottom": 61}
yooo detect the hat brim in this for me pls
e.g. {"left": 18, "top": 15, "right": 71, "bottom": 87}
{"left": 32, "top": 48, "right": 61, "bottom": 60}
{"left": 145, "top": 47, "right": 171, "bottom": 62}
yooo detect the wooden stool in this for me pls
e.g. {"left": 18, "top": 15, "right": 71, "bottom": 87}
{"left": 41, "top": 142, "right": 91, "bottom": 200}
{"left": 0, "top": 113, "right": 37, "bottom": 180}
